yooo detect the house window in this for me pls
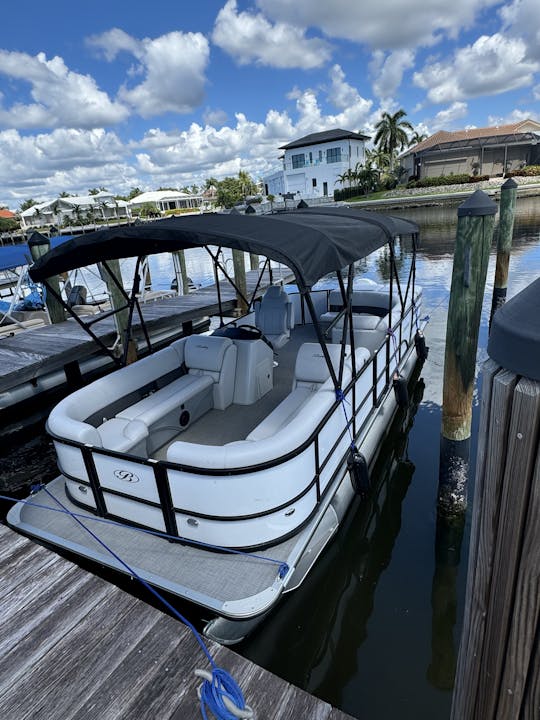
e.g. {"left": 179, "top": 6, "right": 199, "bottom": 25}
{"left": 309, "top": 152, "right": 313, "bottom": 164}
{"left": 292, "top": 153, "right": 305, "bottom": 169}
{"left": 326, "top": 147, "right": 342, "bottom": 164}
{"left": 319, "top": 150, "right": 323, "bottom": 162}
{"left": 312, "top": 178, "right": 317, "bottom": 187}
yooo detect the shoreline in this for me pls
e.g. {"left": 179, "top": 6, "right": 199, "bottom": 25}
{"left": 348, "top": 182, "right": 540, "bottom": 211}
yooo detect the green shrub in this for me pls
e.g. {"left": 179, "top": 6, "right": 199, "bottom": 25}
{"left": 406, "top": 173, "right": 489, "bottom": 189}
{"left": 506, "top": 165, "right": 540, "bottom": 178}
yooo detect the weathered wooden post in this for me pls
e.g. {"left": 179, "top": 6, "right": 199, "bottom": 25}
{"left": 232, "top": 249, "right": 248, "bottom": 316}
{"left": 490, "top": 177, "right": 517, "bottom": 326}
{"left": 27, "top": 232, "right": 65, "bottom": 324}
{"left": 451, "top": 277, "right": 540, "bottom": 720}
{"left": 243, "top": 205, "right": 259, "bottom": 270}
{"left": 98, "top": 259, "right": 135, "bottom": 360}
{"left": 172, "top": 250, "right": 190, "bottom": 294}
{"left": 439, "top": 190, "right": 497, "bottom": 513}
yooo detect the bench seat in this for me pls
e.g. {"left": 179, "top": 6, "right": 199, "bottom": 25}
{"left": 116, "top": 374, "right": 213, "bottom": 427}
{"left": 246, "top": 387, "right": 313, "bottom": 441}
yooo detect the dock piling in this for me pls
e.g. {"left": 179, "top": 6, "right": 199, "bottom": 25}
{"left": 232, "top": 249, "right": 248, "bottom": 315}
{"left": 28, "top": 233, "right": 65, "bottom": 324}
{"left": 439, "top": 190, "right": 497, "bottom": 514}
{"left": 490, "top": 177, "right": 517, "bottom": 327}
{"left": 451, "top": 279, "right": 540, "bottom": 720}
{"left": 98, "top": 259, "right": 133, "bottom": 357}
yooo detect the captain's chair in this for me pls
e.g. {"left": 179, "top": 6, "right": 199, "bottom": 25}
{"left": 255, "top": 285, "right": 294, "bottom": 349}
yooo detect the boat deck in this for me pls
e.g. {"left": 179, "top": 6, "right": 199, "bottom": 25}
{"left": 8, "top": 475, "right": 338, "bottom": 618}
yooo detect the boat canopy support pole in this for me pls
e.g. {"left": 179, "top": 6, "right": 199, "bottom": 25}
{"left": 40, "top": 279, "right": 123, "bottom": 366}
{"left": 302, "top": 290, "right": 340, "bottom": 390}
{"left": 205, "top": 246, "right": 250, "bottom": 311}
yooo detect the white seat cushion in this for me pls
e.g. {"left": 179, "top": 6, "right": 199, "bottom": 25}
{"left": 116, "top": 374, "right": 212, "bottom": 426}
{"left": 246, "top": 387, "right": 314, "bottom": 441}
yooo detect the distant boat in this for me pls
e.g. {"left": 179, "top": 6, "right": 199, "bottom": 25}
{"left": 9, "top": 207, "right": 427, "bottom": 642}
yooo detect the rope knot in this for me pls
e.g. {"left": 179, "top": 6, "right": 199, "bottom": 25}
{"left": 195, "top": 668, "right": 254, "bottom": 719}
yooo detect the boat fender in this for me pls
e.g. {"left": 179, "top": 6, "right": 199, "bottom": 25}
{"left": 347, "top": 448, "right": 369, "bottom": 496}
{"left": 393, "top": 373, "right": 409, "bottom": 408}
{"left": 414, "top": 330, "right": 429, "bottom": 361}
{"left": 179, "top": 410, "right": 190, "bottom": 427}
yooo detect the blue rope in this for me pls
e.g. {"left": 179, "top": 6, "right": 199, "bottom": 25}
{"left": 10, "top": 486, "right": 253, "bottom": 719}
{"left": 335, "top": 388, "right": 355, "bottom": 449}
{"left": 199, "top": 668, "right": 250, "bottom": 720}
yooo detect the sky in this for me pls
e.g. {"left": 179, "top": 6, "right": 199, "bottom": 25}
{"left": 1, "top": 0, "right": 539, "bottom": 209}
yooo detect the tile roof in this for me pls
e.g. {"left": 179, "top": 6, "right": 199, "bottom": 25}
{"left": 0, "top": 208, "right": 16, "bottom": 219}
{"left": 280, "top": 128, "right": 370, "bottom": 150}
{"left": 403, "top": 119, "right": 540, "bottom": 157}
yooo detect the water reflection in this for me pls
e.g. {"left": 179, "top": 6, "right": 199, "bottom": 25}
{"left": 240, "top": 374, "right": 425, "bottom": 712}
{"left": 427, "top": 512, "right": 465, "bottom": 691}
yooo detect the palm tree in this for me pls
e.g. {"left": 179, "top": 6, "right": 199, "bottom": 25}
{"left": 374, "top": 109, "right": 414, "bottom": 170}
{"left": 336, "top": 168, "right": 357, "bottom": 188}
{"left": 408, "top": 130, "right": 428, "bottom": 147}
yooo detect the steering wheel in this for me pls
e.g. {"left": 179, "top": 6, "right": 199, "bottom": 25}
{"left": 237, "top": 324, "right": 274, "bottom": 349}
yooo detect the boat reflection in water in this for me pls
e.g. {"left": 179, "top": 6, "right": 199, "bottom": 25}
{"left": 240, "top": 370, "right": 425, "bottom": 703}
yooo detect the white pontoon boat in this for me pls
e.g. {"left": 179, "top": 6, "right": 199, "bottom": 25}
{"left": 8, "top": 207, "right": 427, "bottom": 642}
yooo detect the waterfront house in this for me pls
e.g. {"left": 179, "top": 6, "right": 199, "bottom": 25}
{"left": 20, "top": 191, "right": 131, "bottom": 230}
{"left": 128, "top": 190, "right": 202, "bottom": 214}
{"left": 263, "top": 128, "right": 370, "bottom": 200}
{"left": 401, "top": 119, "right": 540, "bottom": 180}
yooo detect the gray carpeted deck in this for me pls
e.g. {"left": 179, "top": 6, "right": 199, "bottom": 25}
{"left": 154, "top": 324, "right": 319, "bottom": 452}
{"left": 13, "top": 477, "right": 300, "bottom": 612}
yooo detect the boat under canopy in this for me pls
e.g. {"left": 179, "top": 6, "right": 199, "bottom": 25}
{"left": 10, "top": 206, "right": 426, "bottom": 642}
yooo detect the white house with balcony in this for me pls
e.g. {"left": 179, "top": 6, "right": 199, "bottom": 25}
{"left": 20, "top": 191, "right": 131, "bottom": 230}
{"left": 128, "top": 190, "right": 202, "bottom": 214}
{"left": 263, "top": 128, "right": 370, "bottom": 200}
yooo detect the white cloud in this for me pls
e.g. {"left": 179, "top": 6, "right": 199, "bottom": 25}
{"left": 500, "top": 0, "right": 540, "bottom": 59}
{"left": 0, "top": 51, "right": 128, "bottom": 130}
{"left": 203, "top": 108, "right": 229, "bottom": 127}
{"left": 413, "top": 34, "right": 538, "bottom": 103}
{"left": 212, "top": 0, "right": 332, "bottom": 69}
{"left": 0, "top": 128, "right": 137, "bottom": 205}
{"left": 256, "top": 0, "right": 502, "bottom": 50}
{"left": 430, "top": 101, "right": 468, "bottom": 131}
{"left": 370, "top": 49, "right": 416, "bottom": 99}
{"left": 0, "top": 66, "right": 374, "bottom": 207}
{"left": 487, "top": 108, "right": 540, "bottom": 125}
{"left": 89, "top": 29, "right": 210, "bottom": 117}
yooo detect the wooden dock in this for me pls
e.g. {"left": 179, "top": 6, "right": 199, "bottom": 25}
{"left": 0, "top": 269, "right": 290, "bottom": 412}
{"left": 0, "top": 524, "right": 353, "bottom": 720}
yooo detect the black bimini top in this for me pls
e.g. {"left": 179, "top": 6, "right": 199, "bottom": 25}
{"left": 29, "top": 207, "right": 418, "bottom": 291}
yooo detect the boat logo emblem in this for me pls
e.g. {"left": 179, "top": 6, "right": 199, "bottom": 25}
{"left": 114, "top": 469, "right": 140, "bottom": 483}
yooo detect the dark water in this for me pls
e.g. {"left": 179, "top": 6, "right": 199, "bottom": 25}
{"left": 1, "top": 195, "right": 540, "bottom": 720}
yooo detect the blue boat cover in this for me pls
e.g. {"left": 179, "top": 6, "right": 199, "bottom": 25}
{"left": 0, "top": 235, "right": 71, "bottom": 272}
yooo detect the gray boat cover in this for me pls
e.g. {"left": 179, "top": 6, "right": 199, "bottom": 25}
{"left": 488, "top": 276, "right": 540, "bottom": 381}
{"left": 28, "top": 207, "right": 418, "bottom": 291}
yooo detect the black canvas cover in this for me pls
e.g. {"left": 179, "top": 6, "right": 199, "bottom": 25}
{"left": 29, "top": 208, "right": 418, "bottom": 291}
{"left": 488, "top": 277, "right": 540, "bottom": 381}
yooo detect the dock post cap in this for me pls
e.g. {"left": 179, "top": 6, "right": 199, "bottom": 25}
{"left": 488, "top": 277, "right": 540, "bottom": 381}
{"left": 501, "top": 177, "right": 518, "bottom": 190}
{"left": 27, "top": 231, "right": 51, "bottom": 247}
{"left": 457, "top": 189, "right": 498, "bottom": 217}
{"left": 297, "top": 199, "right": 309, "bottom": 208}
{"left": 244, "top": 204, "right": 256, "bottom": 214}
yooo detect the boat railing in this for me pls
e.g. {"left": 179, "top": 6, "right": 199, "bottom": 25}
{"left": 51, "top": 300, "right": 416, "bottom": 548}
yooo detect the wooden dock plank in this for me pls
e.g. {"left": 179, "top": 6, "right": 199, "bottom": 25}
{"left": 0, "top": 525, "right": 354, "bottom": 720}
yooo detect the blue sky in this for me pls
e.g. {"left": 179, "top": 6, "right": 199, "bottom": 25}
{"left": 1, "top": 0, "right": 539, "bottom": 209}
